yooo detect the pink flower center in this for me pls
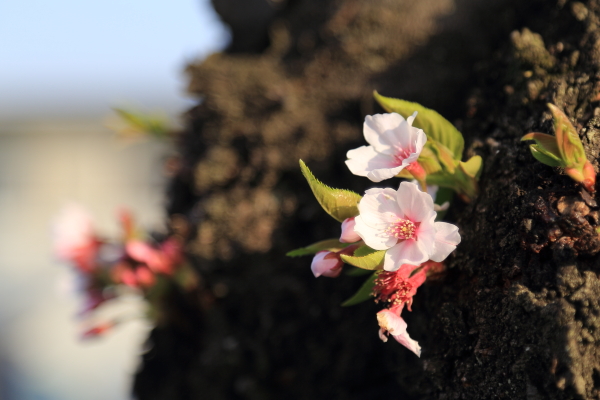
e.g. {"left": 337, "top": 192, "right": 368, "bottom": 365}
{"left": 392, "top": 147, "right": 414, "bottom": 166}
{"left": 373, "top": 270, "right": 413, "bottom": 306}
{"left": 386, "top": 218, "right": 416, "bottom": 240}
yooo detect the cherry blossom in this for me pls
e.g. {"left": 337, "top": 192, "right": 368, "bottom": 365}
{"left": 311, "top": 251, "right": 344, "bottom": 278}
{"left": 345, "top": 112, "right": 426, "bottom": 182}
{"left": 340, "top": 217, "right": 361, "bottom": 243}
{"left": 354, "top": 181, "right": 460, "bottom": 270}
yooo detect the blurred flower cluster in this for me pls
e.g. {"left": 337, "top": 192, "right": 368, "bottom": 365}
{"left": 289, "top": 92, "right": 483, "bottom": 356}
{"left": 53, "top": 204, "right": 197, "bottom": 339}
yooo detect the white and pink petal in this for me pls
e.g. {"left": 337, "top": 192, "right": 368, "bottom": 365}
{"left": 384, "top": 239, "right": 429, "bottom": 270}
{"left": 430, "top": 222, "right": 461, "bottom": 262}
{"left": 376, "top": 309, "right": 421, "bottom": 356}
{"left": 396, "top": 181, "right": 435, "bottom": 222}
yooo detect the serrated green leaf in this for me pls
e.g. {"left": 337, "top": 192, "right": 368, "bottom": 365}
{"left": 340, "top": 250, "right": 385, "bottom": 270}
{"left": 352, "top": 245, "right": 378, "bottom": 257}
{"left": 548, "top": 103, "right": 586, "bottom": 167}
{"left": 529, "top": 145, "right": 563, "bottom": 167}
{"left": 459, "top": 155, "right": 483, "bottom": 179}
{"left": 286, "top": 239, "right": 350, "bottom": 257}
{"left": 341, "top": 272, "right": 377, "bottom": 306}
{"left": 300, "top": 160, "right": 362, "bottom": 222}
{"left": 373, "top": 91, "right": 464, "bottom": 160}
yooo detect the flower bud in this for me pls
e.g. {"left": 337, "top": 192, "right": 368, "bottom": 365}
{"left": 311, "top": 251, "right": 343, "bottom": 278}
{"left": 340, "top": 217, "right": 361, "bottom": 243}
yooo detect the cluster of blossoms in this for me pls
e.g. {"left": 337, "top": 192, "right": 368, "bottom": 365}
{"left": 53, "top": 204, "right": 196, "bottom": 339}
{"left": 293, "top": 94, "right": 474, "bottom": 356}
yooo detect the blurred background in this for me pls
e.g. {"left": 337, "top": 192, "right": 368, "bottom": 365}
{"left": 0, "top": 1, "right": 227, "bottom": 398}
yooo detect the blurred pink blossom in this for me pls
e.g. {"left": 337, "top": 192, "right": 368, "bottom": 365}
{"left": 52, "top": 204, "right": 100, "bottom": 272}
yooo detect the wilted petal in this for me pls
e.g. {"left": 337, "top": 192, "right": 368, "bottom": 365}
{"left": 384, "top": 240, "right": 428, "bottom": 270}
{"left": 396, "top": 181, "right": 434, "bottom": 222}
{"left": 340, "top": 217, "right": 361, "bottom": 243}
{"left": 311, "top": 251, "right": 343, "bottom": 278}
{"left": 430, "top": 222, "right": 461, "bottom": 262}
{"left": 376, "top": 309, "right": 421, "bottom": 356}
{"left": 391, "top": 330, "right": 422, "bottom": 357}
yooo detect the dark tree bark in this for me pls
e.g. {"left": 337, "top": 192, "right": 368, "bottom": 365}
{"left": 134, "top": 0, "right": 600, "bottom": 398}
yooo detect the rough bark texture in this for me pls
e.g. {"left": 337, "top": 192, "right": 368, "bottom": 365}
{"left": 133, "top": 0, "right": 600, "bottom": 398}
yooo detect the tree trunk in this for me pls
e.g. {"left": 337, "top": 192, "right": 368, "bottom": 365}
{"left": 134, "top": 0, "right": 600, "bottom": 398}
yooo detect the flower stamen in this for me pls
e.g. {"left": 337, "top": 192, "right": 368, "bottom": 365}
{"left": 386, "top": 218, "right": 416, "bottom": 240}
{"left": 373, "top": 270, "right": 413, "bottom": 307}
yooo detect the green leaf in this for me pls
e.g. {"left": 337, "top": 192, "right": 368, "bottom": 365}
{"left": 521, "top": 132, "right": 561, "bottom": 159}
{"left": 529, "top": 145, "right": 563, "bottom": 167}
{"left": 340, "top": 250, "right": 385, "bottom": 270}
{"left": 548, "top": 103, "right": 586, "bottom": 167}
{"left": 352, "top": 245, "right": 378, "bottom": 257}
{"left": 341, "top": 272, "right": 377, "bottom": 306}
{"left": 300, "top": 160, "right": 362, "bottom": 222}
{"left": 418, "top": 146, "right": 442, "bottom": 175}
{"left": 286, "top": 239, "right": 350, "bottom": 257}
{"left": 373, "top": 91, "right": 464, "bottom": 160}
{"left": 428, "top": 140, "right": 457, "bottom": 173}
{"left": 459, "top": 155, "right": 483, "bottom": 179}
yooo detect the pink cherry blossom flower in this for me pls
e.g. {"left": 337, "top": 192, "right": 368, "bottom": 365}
{"left": 52, "top": 204, "right": 100, "bottom": 273}
{"left": 345, "top": 112, "right": 426, "bottom": 182}
{"left": 311, "top": 251, "right": 344, "bottom": 278}
{"left": 354, "top": 181, "right": 460, "bottom": 270}
{"left": 372, "top": 262, "right": 441, "bottom": 355}
{"left": 340, "top": 217, "right": 361, "bottom": 243}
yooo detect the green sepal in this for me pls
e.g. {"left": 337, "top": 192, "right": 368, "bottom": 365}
{"left": 340, "top": 249, "right": 385, "bottom": 270}
{"left": 341, "top": 272, "right": 377, "bottom": 306}
{"left": 286, "top": 239, "right": 350, "bottom": 257}
{"left": 300, "top": 160, "right": 362, "bottom": 222}
{"left": 373, "top": 91, "right": 464, "bottom": 160}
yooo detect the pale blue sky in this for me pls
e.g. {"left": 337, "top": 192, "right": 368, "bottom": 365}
{"left": 0, "top": 0, "right": 229, "bottom": 119}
